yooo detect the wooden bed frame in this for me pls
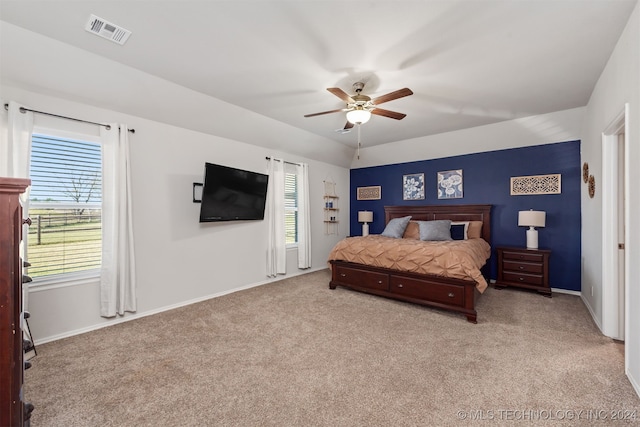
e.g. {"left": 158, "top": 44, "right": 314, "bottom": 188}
{"left": 329, "top": 204, "right": 492, "bottom": 323}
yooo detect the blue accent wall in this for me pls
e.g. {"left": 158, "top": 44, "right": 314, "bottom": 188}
{"left": 350, "top": 140, "right": 581, "bottom": 291}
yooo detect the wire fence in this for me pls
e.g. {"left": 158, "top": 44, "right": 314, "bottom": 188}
{"left": 26, "top": 208, "right": 102, "bottom": 278}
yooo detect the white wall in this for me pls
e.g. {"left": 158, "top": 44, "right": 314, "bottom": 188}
{"left": 0, "top": 21, "right": 355, "bottom": 169}
{"left": 0, "top": 86, "right": 350, "bottom": 343}
{"left": 351, "top": 107, "right": 585, "bottom": 168}
{"left": 580, "top": 1, "right": 640, "bottom": 396}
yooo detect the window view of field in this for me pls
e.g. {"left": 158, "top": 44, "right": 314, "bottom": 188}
{"left": 27, "top": 208, "right": 101, "bottom": 278}
{"left": 27, "top": 133, "right": 103, "bottom": 279}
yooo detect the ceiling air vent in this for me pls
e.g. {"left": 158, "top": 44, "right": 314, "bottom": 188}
{"left": 85, "top": 14, "right": 131, "bottom": 45}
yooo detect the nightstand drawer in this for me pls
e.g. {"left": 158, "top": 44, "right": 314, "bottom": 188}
{"left": 503, "top": 271, "right": 543, "bottom": 286}
{"left": 502, "top": 250, "right": 544, "bottom": 263}
{"left": 503, "top": 260, "right": 543, "bottom": 274}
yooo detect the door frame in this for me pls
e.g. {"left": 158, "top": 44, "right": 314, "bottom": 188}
{"left": 601, "top": 104, "right": 629, "bottom": 345}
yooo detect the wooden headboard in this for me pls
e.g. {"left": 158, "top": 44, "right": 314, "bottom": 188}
{"left": 384, "top": 204, "right": 492, "bottom": 243}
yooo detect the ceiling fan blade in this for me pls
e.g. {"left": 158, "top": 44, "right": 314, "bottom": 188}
{"left": 304, "top": 108, "right": 346, "bottom": 118}
{"left": 344, "top": 121, "right": 354, "bottom": 130}
{"left": 327, "top": 87, "right": 354, "bottom": 103}
{"left": 372, "top": 88, "right": 413, "bottom": 105}
{"left": 371, "top": 108, "right": 407, "bottom": 120}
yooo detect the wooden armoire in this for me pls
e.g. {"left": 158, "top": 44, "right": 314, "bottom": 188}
{"left": 0, "top": 177, "right": 33, "bottom": 426}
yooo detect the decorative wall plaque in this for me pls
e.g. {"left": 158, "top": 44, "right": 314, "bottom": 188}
{"left": 582, "top": 162, "right": 589, "bottom": 183}
{"left": 588, "top": 175, "right": 596, "bottom": 198}
{"left": 357, "top": 186, "right": 381, "bottom": 200}
{"left": 510, "top": 174, "right": 561, "bottom": 195}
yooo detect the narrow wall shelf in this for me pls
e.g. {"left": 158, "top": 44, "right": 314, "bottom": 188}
{"left": 323, "top": 195, "right": 339, "bottom": 235}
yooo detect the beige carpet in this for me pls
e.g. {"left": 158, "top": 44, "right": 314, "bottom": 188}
{"left": 25, "top": 269, "right": 639, "bottom": 426}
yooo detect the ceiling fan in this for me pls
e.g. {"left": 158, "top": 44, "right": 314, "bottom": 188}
{"left": 304, "top": 82, "right": 413, "bottom": 130}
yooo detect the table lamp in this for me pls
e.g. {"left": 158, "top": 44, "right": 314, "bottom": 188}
{"left": 518, "top": 210, "right": 546, "bottom": 249}
{"left": 358, "top": 211, "right": 373, "bottom": 236}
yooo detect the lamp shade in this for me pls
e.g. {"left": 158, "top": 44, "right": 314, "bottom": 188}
{"left": 358, "top": 211, "right": 373, "bottom": 223}
{"left": 346, "top": 109, "right": 371, "bottom": 124}
{"left": 518, "top": 210, "right": 546, "bottom": 228}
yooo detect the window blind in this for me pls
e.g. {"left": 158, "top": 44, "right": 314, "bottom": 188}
{"left": 284, "top": 172, "right": 298, "bottom": 244}
{"left": 27, "top": 134, "right": 102, "bottom": 278}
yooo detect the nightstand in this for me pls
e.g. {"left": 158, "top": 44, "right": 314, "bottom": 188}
{"left": 495, "top": 247, "right": 551, "bottom": 297}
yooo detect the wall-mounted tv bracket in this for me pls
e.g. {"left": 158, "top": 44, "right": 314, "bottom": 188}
{"left": 193, "top": 183, "right": 203, "bottom": 203}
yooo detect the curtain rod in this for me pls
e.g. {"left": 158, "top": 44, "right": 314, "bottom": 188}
{"left": 265, "top": 156, "right": 301, "bottom": 166}
{"left": 4, "top": 104, "right": 135, "bottom": 133}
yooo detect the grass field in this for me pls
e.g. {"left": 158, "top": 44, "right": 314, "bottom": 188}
{"left": 27, "top": 209, "right": 101, "bottom": 278}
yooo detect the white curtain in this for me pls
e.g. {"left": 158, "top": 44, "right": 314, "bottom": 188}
{"left": 2, "top": 101, "right": 34, "bottom": 311}
{"left": 266, "top": 157, "right": 286, "bottom": 277}
{"left": 296, "top": 163, "right": 311, "bottom": 269}
{"left": 1, "top": 101, "right": 34, "bottom": 205}
{"left": 100, "top": 124, "right": 137, "bottom": 317}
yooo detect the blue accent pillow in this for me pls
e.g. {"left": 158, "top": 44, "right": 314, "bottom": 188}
{"left": 381, "top": 216, "right": 412, "bottom": 238}
{"left": 450, "top": 224, "right": 466, "bottom": 240}
{"left": 419, "top": 220, "right": 452, "bottom": 241}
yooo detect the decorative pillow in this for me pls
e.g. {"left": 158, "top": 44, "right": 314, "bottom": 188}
{"left": 450, "top": 224, "right": 466, "bottom": 240}
{"left": 467, "top": 221, "right": 483, "bottom": 239}
{"left": 402, "top": 221, "right": 420, "bottom": 240}
{"left": 418, "top": 220, "right": 452, "bottom": 241}
{"left": 381, "top": 216, "right": 412, "bottom": 238}
{"left": 450, "top": 221, "right": 470, "bottom": 240}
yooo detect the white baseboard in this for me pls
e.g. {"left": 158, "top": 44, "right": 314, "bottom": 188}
{"left": 551, "top": 287, "right": 581, "bottom": 296}
{"left": 489, "top": 279, "right": 582, "bottom": 297}
{"left": 33, "top": 267, "right": 326, "bottom": 345}
{"left": 580, "top": 293, "right": 604, "bottom": 333}
{"left": 627, "top": 370, "right": 640, "bottom": 400}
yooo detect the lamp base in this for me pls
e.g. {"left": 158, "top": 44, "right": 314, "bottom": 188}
{"left": 526, "top": 227, "right": 538, "bottom": 249}
{"left": 362, "top": 223, "right": 370, "bottom": 237}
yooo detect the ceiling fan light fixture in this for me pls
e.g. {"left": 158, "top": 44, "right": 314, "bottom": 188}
{"left": 346, "top": 108, "right": 371, "bottom": 124}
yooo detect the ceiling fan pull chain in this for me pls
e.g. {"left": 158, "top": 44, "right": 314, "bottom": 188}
{"left": 357, "top": 123, "right": 361, "bottom": 160}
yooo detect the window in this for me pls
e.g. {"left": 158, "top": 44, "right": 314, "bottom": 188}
{"left": 27, "top": 134, "right": 102, "bottom": 280}
{"left": 284, "top": 171, "right": 298, "bottom": 245}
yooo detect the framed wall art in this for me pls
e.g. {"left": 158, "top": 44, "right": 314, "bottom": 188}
{"left": 403, "top": 173, "right": 425, "bottom": 200}
{"left": 437, "top": 169, "right": 463, "bottom": 199}
{"left": 357, "top": 185, "right": 382, "bottom": 200}
{"left": 510, "top": 174, "right": 561, "bottom": 195}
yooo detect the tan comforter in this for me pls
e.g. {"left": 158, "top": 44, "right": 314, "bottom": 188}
{"left": 327, "top": 235, "right": 491, "bottom": 292}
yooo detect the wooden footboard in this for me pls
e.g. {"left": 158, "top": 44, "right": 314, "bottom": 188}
{"left": 328, "top": 204, "right": 491, "bottom": 323}
{"left": 329, "top": 260, "right": 478, "bottom": 323}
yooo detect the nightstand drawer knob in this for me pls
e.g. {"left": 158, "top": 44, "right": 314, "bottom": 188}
{"left": 519, "top": 266, "right": 524, "bottom": 270}
{"left": 378, "top": 280, "right": 383, "bottom": 284}
{"left": 519, "top": 277, "right": 524, "bottom": 281}
{"left": 397, "top": 284, "right": 403, "bottom": 288}
{"left": 340, "top": 273, "right": 346, "bottom": 277}
{"left": 448, "top": 293, "right": 455, "bottom": 298}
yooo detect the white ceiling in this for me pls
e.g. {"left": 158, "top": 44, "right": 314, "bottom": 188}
{"left": 0, "top": 0, "right": 637, "bottom": 151}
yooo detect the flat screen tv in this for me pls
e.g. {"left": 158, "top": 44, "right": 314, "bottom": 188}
{"left": 199, "top": 162, "right": 269, "bottom": 222}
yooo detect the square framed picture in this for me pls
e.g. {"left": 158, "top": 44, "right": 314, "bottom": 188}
{"left": 437, "top": 169, "right": 463, "bottom": 199}
{"left": 403, "top": 173, "right": 425, "bottom": 200}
